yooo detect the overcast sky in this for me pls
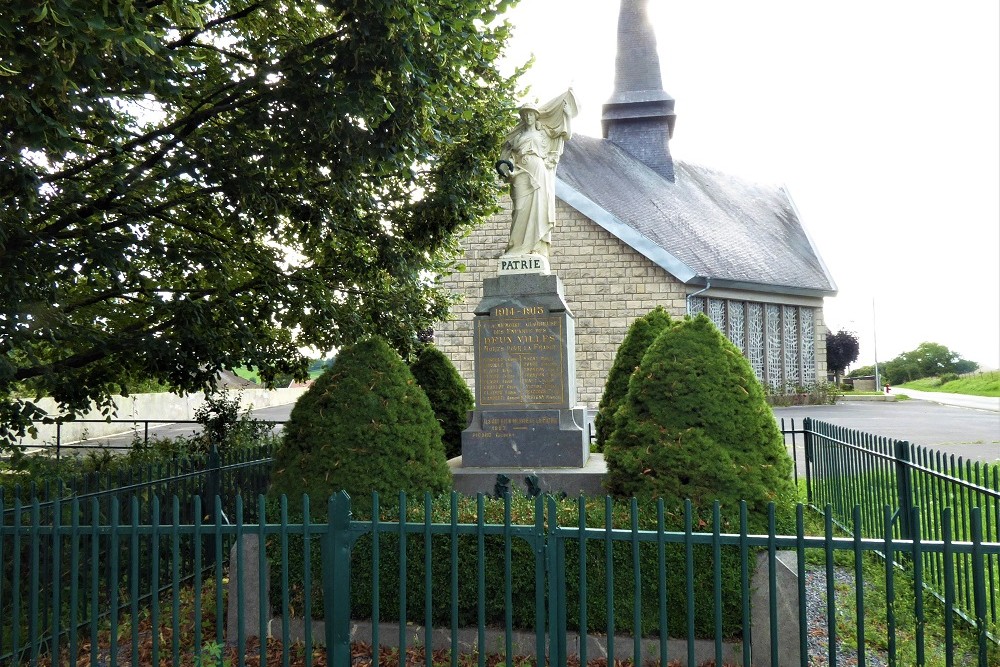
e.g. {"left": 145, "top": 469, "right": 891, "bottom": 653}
{"left": 497, "top": 0, "right": 1000, "bottom": 370}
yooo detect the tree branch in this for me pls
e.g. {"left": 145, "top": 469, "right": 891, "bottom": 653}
{"left": 166, "top": 3, "right": 268, "bottom": 49}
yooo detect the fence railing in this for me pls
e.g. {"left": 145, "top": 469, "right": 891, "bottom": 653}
{"left": 0, "top": 445, "right": 275, "bottom": 667}
{"left": 16, "top": 418, "right": 285, "bottom": 458}
{"left": 2, "top": 490, "right": 998, "bottom": 667}
{"left": 0, "top": 443, "right": 274, "bottom": 516}
{"left": 790, "top": 417, "right": 1000, "bottom": 643}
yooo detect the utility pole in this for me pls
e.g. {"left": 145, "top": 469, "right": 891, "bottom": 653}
{"left": 873, "top": 298, "right": 881, "bottom": 390}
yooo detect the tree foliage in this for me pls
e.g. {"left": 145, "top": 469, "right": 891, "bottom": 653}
{"left": 825, "top": 329, "right": 860, "bottom": 381}
{"left": 593, "top": 306, "right": 672, "bottom": 450}
{"left": 603, "top": 315, "right": 796, "bottom": 532}
{"left": 269, "top": 338, "right": 451, "bottom": 516}
{"left": 0, "top": 0, "right": 521, "bottom": 443}
{"left": 850, "top": 342, "right": 979, "bottom": 385}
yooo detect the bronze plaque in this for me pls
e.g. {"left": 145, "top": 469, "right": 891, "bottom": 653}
{"left": 475, "top": 309, "right": 566, "bottom": 407}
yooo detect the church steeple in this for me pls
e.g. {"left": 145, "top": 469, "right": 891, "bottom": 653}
{"left": 601, "top": 0, "right": 677, "bottom": 181}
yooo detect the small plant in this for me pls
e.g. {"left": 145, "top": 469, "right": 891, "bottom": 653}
{"left": 194, "top": 641, "right": 231, "bottom": 667}
{"left": 765, "top": 382, "right": 840, "bottom": 406}
{"left": 937, "top": 372, "right": 960, "bottom": 385}
{"left": 193, "top": 389, "right": 272, "bottom": 454}
{"left": 83, "top": 446, "right": 116, "bottom": 472}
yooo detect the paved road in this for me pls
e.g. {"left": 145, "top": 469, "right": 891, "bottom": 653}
{"left": 50, "top": 391, "right": 1000, "bottom": 468}
{"left": 53, "top": 403, "right": 295, "bottom": 454}
{"left": 889, "top": 386, "right": 1000, "bottom": 412}
{"left": 774, "top": 395, "right": 1000, "bottom": 466}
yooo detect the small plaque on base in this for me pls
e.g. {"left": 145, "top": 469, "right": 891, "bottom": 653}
{"left": 498, "top": 254, "right": 550, "bottom": 275}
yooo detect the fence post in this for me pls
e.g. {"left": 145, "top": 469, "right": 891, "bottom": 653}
{"left": 893, "top": 440, "right": 913, "bottom": 541}
{"left": 802, "top": 418, "right": 813, "bottom": 504}
{"left": 325, "top": 492, "right": 352, "bottom": 665}
{"left": 205, "top": 446, "right": 222, "bottom": 568}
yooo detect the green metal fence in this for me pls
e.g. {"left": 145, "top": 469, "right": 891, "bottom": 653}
{"left": 799, "top": 417, "right": 1000, "bottom": 645}
{"left": 2, "top": 490, "right": 998, "bottom": 667}
{"left": 0, "top": 444, "right": 274, "bottom": 525}
{"left": 0, "top": 445, "right": 274, "bottom": 667}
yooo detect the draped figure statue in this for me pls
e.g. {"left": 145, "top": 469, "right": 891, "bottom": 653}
{"left": 496, "top": 89, "right": 578, "bottom": 259}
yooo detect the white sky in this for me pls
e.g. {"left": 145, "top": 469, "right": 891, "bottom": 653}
{"left": 498, "top": 0, "right": 1000, "bottom": 370}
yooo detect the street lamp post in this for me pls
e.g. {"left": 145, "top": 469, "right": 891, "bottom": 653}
{"left": 873, "top": 298, "right": 881, "bottom": 390}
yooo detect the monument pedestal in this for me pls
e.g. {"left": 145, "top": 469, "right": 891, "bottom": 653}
{"left": 455, "top": 273, "right": 604, "bottom": 496}
{"left": 450, "top": 454, "right": 607, "bottom": 497}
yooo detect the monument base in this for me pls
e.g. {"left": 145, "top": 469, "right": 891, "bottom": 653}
{"left": 461, "top": 407, "right": 589, "bottom": 468}
{"left": 456, "top": 271, "right": 602, "bottom": 492}
{"left": 449, "top": 453, "right": 607, "bottom": 498}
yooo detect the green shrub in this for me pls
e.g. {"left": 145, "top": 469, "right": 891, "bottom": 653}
{"left": 269, "top": 338, "right": 451, "bottom": 517}
{"left": 937, "top": 372, "right": 960, "bottom": 386}
{"left": 593, "top": 306, "right": 673, "bottom": 451}
{"left": 266, "top": 492, "right": 747, "bottom": 640}
{"left": 409, "top": 344, "right": 474, "bottom": 460}
{"left": 603, "top": 314, "right": 796, "bottom": 533}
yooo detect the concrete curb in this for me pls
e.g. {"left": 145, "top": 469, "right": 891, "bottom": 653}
{"left": 225, "top": 536, "right": 801, "bottom": 667}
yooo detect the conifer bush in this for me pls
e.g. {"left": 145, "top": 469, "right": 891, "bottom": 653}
{"left": 409, "top": 344, "right": 474, "bottom": 460}
{"left": 593, "top": 306, "right": 673, "bottom": 450}
{"left": 269, "top": 337, "right": 451, "bottom": 516}
{"left": 603, "top": 314, "right": 796, "bottom": 532}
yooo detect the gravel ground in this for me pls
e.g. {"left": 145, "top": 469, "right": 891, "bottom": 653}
{"left": 801, "top": 565, "right": 990, "bottom": 667}
{"left": 803, "top": 565, "right": 888, "bottom": 667}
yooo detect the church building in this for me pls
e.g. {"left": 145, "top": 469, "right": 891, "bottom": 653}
{"left": 435, "top": 0, "right": 837, "bottom": 407}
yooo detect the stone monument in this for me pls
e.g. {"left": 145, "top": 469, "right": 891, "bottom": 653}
{"left": 452, "top": 90, "right": 605, "bottom": 497}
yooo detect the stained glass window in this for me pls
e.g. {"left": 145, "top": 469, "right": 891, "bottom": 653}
{"left": 766, "top": 304, "right": 783, "bottom": 390}
{"left": 747, "top": 303, "right": 765, "bottom": 380}
{"left": 728, "top": 302, "right": 746, "bottom": 354}
{"left": 708, "top": 298, "right": 726, "bottom": 331}
{"left": 783, "top": 305, "right": 799, "bottom": 388}
{"left": 801, "top": 308, "right": 816, "bottom": 385}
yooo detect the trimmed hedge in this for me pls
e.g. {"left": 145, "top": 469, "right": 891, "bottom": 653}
{"left": 593, "top": 306, "right": 673, "bottom": 451}
{"left": 409, "top": 344, "right": 474, "bottom": 460}
{"left": 266, "top": 492, "right": 748, "bottom": 640}
{"left": 269, "top": 337, "right": 451, "bottom": 517}
{"left": 603, "top": 314, "right": 797, "bottom": 534}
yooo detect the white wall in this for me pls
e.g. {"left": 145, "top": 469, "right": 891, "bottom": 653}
{"left": 17, "top": 388, "right": 307, "bottom": 448}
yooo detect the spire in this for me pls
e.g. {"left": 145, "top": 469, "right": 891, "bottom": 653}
{"left": 601, "top": 0, "right": 677, "bottom": 181}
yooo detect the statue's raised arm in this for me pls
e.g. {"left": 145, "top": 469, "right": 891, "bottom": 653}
{"left": 498, "top": 89, "right": 578, "bottom": 263}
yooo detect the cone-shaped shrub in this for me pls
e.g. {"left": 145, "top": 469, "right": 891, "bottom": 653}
{"left": 603, "top": 314, "right": 796, "bottom": 532}
{"left": 270, "top": 337, "right": 451, "bottom": 516}
{"left": 593, "top": 306, "right": 673, "bottom": 450}
{"left": 409, "top": 344, "right": 474, "bottom": 459}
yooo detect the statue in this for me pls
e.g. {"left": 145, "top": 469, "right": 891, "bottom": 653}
{"left": 496, "top": 89, "right": 578, "bottom": 260}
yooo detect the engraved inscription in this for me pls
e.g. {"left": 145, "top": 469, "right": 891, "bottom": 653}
{"left": 475, "top": 314, "right": 566, "bottom": 406}
{"left": 500, "top": 257, "right": 543, "bottom": 272}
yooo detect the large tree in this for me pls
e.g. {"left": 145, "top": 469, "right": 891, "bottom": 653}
{"left": 0, "top": 0, "right": 521, "bottom": 442}
{"left": 848, "top": 341, "right": 979, "bottom": 384}
{"left": 883, "top": 342, "right": 979, "bottom": 384}
{"left": 826, "top": 329, "right": 860, "bottom": 384}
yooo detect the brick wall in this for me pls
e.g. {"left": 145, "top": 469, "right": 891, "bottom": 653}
{"left": 436, "top": 196, "right": 687, "bottom": 407}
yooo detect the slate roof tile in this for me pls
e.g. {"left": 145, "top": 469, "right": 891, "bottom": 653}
{"left": 556, "top": 135, "right": 837, "bottom": 296}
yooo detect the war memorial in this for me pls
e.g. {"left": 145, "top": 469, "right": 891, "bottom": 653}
{"left": 451, "top": 90, "right": 607, "bottom": 496}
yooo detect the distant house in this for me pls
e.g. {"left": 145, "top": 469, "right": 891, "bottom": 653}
{"left": 435, "top": 0, "right": 836, "bottom": 407}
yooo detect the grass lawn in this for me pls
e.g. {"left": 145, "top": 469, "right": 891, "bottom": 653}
{"left": 899, "top": 371, "right": 1000, "bottom": 397}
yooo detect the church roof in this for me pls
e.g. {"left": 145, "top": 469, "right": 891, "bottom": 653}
{"left": 556, "top": 135, "right": 837, "bottom": 298}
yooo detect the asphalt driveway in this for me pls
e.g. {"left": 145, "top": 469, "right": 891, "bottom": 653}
{"left": 773, "top": 395, "right": 1000, "bottom": 465}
